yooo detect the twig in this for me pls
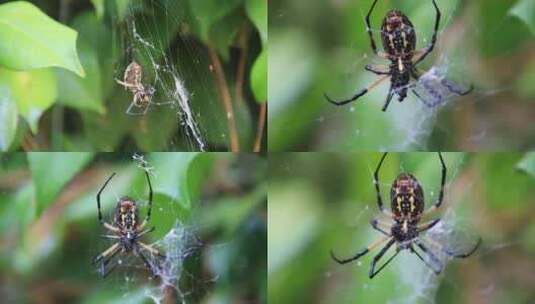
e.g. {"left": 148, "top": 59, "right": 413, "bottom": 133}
{"left": 208, "top": 46, "right": 240, "bottom": 152}
{"left": 235, "top": 23, "right": 250, "bottom": 107}
{"left": 253, "top": 103, "right": 266, "bottom": 152}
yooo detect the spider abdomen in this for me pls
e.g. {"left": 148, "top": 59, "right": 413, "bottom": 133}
{"left": 390, "top": 173, "right": 424, "bottom": 218}
{"left": 115, "top": 197, "right": 139, "bottom": 230}
{"left": 381, "top": 10, "right": 416, "bottom": 59}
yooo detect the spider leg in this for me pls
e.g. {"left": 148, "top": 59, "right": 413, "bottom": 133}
{"left": 365, "top": 64, "right": 390, "bottom": 75}
{"left": 139, "top": 171, "right": 153, "bottom": 230}
{"left": 92, "top": 242, "right": 121, "bottom": 276}
{"left": 96, "top": 173, "right": 120, "bottom": 232}
{"left": 411, "top": 243, "right": 443, "bottom": 274}
{"left": 324, "top": 75, "right": 389, "bottom": 106}
{"left": 411, "top": 87, "right": 440, "bottom": 108}
{"left": 138, "top": 241, "right": 166, "bottom": 258}
{"left": 423, "top": 152, "right": 446, "bottom": 216}
{"left": 100, "top": 234, "right": 121, "bottom": 239}
{"left": 412, "top": 0, "right": 441, "bottom": 66}
{"left": 381, "top": 85, "right": 395, "bottom": 111}
{"left": 369, "top": 239, "right": 398, "bottom": 278}
{"left": 370, "top": 218, "right": 392, "bottom": 236}
{"left": 135, "top": 226, "right": 155, "bottom": 239}
{"left": 422, "top": 235, "right": 482, "bottom": 258}
{"left": 125, "top": 97, "right": 147, "bottom": 116}
{"left": 99, "top": 246, "right": 122, "bottom": 278}
{"left": 365, "top": 0, "right": 388, "bottom": 59}
{"left": 331, "top": 236, "right": 391, "bottom": 264}
{"left": 441, "top": 78, "right": 474, "bottom": 96}
{"left": 373, "top": 153, "right": 393, "bottom": 216}
{"left": 135, "top": 246, "right": 161, "bottom": 277}
{"left": 115, "top": 79, "right": 137, "bottom": 89}
{"left": 417, "top": 218, "right": 441, "bottom": 233}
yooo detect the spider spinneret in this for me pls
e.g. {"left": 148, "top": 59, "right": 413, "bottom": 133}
{"left": 92, "top": 171, "right": 166, "bottom": 278}
{"left": 330, "top": 152, "right": 481, "bottom": 278}
{"left": 324, "top": 0, "right": 473, "bottom": 111}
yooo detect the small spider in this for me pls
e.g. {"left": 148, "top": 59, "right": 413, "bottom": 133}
{"left": 330, "top": 152, "right": 481, "bottom": 278}
{"left": 92, "top": 171, "right": 165, "bottom": 278}
{"left": 324, "top": 0, "right": 473, "bottom": 111}
{"left": 116, "top": 61, "right": 156, "bottom": 115}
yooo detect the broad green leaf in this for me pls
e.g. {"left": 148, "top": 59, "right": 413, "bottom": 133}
{"left": 28, "top": 152, "right": 93, "bottom": 216}
{"left": 56, "top": 12, "right": 106, "bottom": 113}
{"left": 251, "top": 50, "right": 267, "bottom": 103}
{"left": 0, "top": 68, "right": 57, "bottom": 133}
{"left": 56, "top": 41, "right": 104, "bottom": 113}
{"left": 509, "top": 0, "right": 535, "bottom": 35}
{"left": 149, "top": 152, "right": 202, "bottom": 209}
{"left": 0, "top": 89, "right": 18, "bottom": 151}
{"left": 189, "top": 0, "right": 243, "bottom": 42}
{"left": 517, "top": 153, "right": 535, "bottom": 178}
{"left": 201, "top": 184, "right": 266, "bottom": 238}
{"left": 0, "top": 1, "right": 85, "bottom": 76}
{"left": 245, "top": 0, "right": 267, "bottom": 46}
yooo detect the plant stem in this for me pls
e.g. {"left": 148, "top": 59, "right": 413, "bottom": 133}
{"left": 253, "top": 103, "right": 266, "bottom": 152}
{"left": 235, "top": 24, "right": 250, "bottom": 107}
{"left": 208, "top": 46, "right": 240, "bottom": 152}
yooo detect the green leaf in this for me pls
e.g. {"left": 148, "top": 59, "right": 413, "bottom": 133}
{"left": 0, "top": 1, "right": 85, "bottom": 76}
{"left": 131, "top": 107, "right": 179, "bottom": 151}
{"left": 509, "top": 0, "right": 535, "bottom": 35}
{"left": 28, "top": 152, "right": 93, "bottom": 216}
{"left": 114, "top": 0, "right": 130, "bottom": 21}
{"left": 90, "top": 0, "right": 104, "bottom": 19}
{"left": 245, "top": 0, "right": 267, "bottom": 46}
{"left": 0, "top": 68, "right": 57, "bottom": 133}
{"left": 55, "top": 12, "right": 107, "bottom": 114}
{"left": 150, "top": 152, "right": 213, "bottom": 210}
{"left": 209, "top": 9, "right": 245, "bottom": 61}
{"left": 189, "top": 0, "right": 243, "bottom": 42}
{"left": 55, "top": 41, "right": 104, "bottom": 113}
{"left": 251, "top": 49, "right": 267, "bottom": 103}
{"left": 517, "top": 153, "right": 535, "bottom": 178}
{"left": 0, "top": 90, "right": 18, "bottom": 151}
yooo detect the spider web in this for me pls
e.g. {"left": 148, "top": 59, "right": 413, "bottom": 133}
{"left": 110, "top": 0, "right": 226, "bottom": 151}
{"left": 91, "top": 153, "right": 213, "bottom": 303}
{"left": 322, "top": 154, "right": 509, "bottom": 304}
{"left": 269, "top": 1, "right": 508, "bottom": 151}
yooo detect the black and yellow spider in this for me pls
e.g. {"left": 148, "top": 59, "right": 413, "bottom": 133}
{"left": 92, "top": 171, "right": 165, "bottom": 278}
{"left": 330, "top": 152, "right": 481, "bottom": 278}
{"left": 324, "top": 0, "right": 473, "bottom": 111}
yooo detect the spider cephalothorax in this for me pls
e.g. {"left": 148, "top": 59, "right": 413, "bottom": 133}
{"left": 92, "top": 172, "right": 165, "bottom": 278}
{"left": 325, "top": 0, "right": 473, "bottom": 111}
{"left": 330, "top": 153, "right": 481, "bottom": 278}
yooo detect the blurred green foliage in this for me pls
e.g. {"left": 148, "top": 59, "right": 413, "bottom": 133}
{"left": 0, "top": 152, "right": 266, "bottom": 303}
{"left": 0, "top": 0, "right": 266, "bottom": 152}
{"left": 268, "top": 0, "right": 535, "bottom": 151}
{"left": 268, "top": 152, "right": 535, "bottom": 304}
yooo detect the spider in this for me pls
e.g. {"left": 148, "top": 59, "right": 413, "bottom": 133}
{"left": 324, "top": 0, "right": 473, "bottom": 111}
{"left": 116, "top": 61, "right": 156, "bottom": 115}
{"left": 330, "top": 152, "right": 481, "bottom": 278}
{"left": 92, "top": 171, "right": 165, "bottom": 278}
